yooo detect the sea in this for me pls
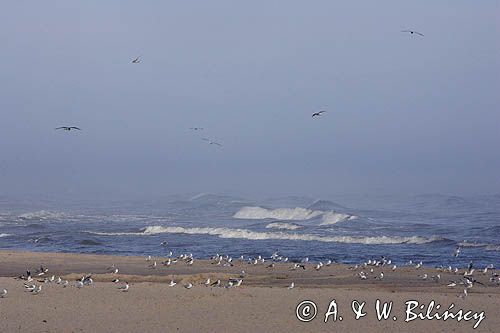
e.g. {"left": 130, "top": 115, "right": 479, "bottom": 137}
{"left": 0, "top": 193, "right": 499, "bottom": 268}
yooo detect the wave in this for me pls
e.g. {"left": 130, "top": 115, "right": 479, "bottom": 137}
{"left": 265, "top": 222, "right": 303, "bottom": 230}
{"left": 88, "top": 225, "right": 444, "bottom": 245}
{"left": 18, "top": 210, "right": 66, "bottom": 220}
{"left": 0, "top": 233, "right": 11, "bottom": 237}
{"left": 319, "top": 212, "right": 356, "bottom": 225}
{"left": 459, "top": 241, "right": 500, "bottom": 251}
{"left": 234, "top": 206, "right": 356, "bottom": 225}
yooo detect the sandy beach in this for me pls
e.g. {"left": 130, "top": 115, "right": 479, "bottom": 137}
{"left": 0, "top": 250, "right": 498, "bottom": 332}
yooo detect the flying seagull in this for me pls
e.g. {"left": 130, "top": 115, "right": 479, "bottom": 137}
{"left": 401, "top": 30, "right": 424, "bottom": 37}
{"left": 55, "top": 126, "right": 81, "bottom": 131}
{"left": 202, "top": 138, "right": 222, "bottom": 147}
{"left": 312, "top": 111, "right": 326, "bottom": 118}
{"left": 132, "top": 56, "right": 141, "bottom": 63}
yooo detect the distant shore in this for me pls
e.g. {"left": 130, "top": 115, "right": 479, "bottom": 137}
{"left": 0, "top": 250, "right": 498, "bottom": 332}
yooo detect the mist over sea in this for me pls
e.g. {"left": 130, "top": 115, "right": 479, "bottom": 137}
{"left": 0, "top": 193, "right": 498, "bottom": 267}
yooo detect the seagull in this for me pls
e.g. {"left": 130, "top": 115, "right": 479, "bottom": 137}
{"left": 453, "top": 246, "right": 461, "bottom": 257}
{"left": 118, "top": 282, "right": 129, "bottom": 292}
{"left": 210, "top": 279, "right": 221, "bottom": 288}
{"left": 132, "top": 56, "right": 141, "bottom": 64}
{"left": 287, "top": 282, "right": 295, "bottom": 289}
{"left": 457, "top": 288, "right": 467, "bottom": 299}
{"left": 168, "top": 280, "right": 177, "bottom": 287}
{"left": 112, "top": 268, "right": 119, "bottom": 274}
{"left": 447, "top": 281, "right": 457, "bottom": 288}
{"left": 31, "top": 285, "right": 42, "bottom": 294}
{"left": 189, "top": 127, "right": 204, "bottom": 131}
{"left": 55, "top": 126, "right": 81, "bottom": 131}
{"left": 419, "top": 274, "right": 428, "bottom": 280}
{"left": 0, "top": 289, "right": 7, "bottom": 298}
{"left": 311, "top": 110, "right": 326, "bottom": 118}
{"left": 76, "top": 281, "right": 84, "bottom": 289}
{"left": 401, "top": 30, "right": 424, "bottom": 37}
{"left": 146, "top": 255, "right": 151, "bottom": 262}
{"left": 184, "top": 283, "right": 193, "bottom": 289}
{"left": 204, "top": 278, "right": 211, "bottom": 286}
{"left": 202, "top": 138, "right": 222, "bottom": 147}
{"left": 148, "top": 261, "right": 157, "bottom": 269}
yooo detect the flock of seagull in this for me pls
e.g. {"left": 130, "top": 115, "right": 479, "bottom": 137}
{"left": 1, "top": 246, "right": 497, "bottom": 300}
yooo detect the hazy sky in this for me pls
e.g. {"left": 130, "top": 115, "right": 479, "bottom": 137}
{"left": 1, "top": 1, "right": 499, "bottom": 200}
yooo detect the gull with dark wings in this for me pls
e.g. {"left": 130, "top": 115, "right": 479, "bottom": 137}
{"left": 311, "top": 110, "right": 326, "bottom": 118}
{"left": 202, "top": 138, "right": 222, "bottom": 147}
{"left": 401, "top": 30, "right": 424, "bottom": 37}
{"left": 132, "top": 56, "right": 141, "bottom": 63}
{"left": 55, "top": 126, "right": 81, "bottom": 131}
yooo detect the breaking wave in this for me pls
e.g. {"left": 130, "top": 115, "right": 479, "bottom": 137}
{"left": 234, "top": 206, "right": 356, "bottom": 225}
{"left": 265, "top": 222, "right": 303, "bottom": 230}
{"left": 18, "top": 210, "right": 66, "bottom": 220}
{"left": 88, "top": 225, "right": 444, "bottom": 245}
{"left": 0, "top": 233, "right": 12, "bottom": 237}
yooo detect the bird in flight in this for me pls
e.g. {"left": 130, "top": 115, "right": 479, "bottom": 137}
{"left": 190, "top": 127, "right": 204, "bottom": 131}
{"left": 311, "top": 110, "right": 326, "bottom": 118}
{"left": 401, "top": 30, "right": 424, "bottom": 37}
{"left": 132, "top": 56, "right": 141, "bottom": 63}
{"left": 202, "top": 138, "right": 222, "bottom": 147}
{"left": 55, "top": 126, "right": 81, "bottom": 131}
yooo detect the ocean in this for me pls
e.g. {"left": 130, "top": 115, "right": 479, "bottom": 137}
{"left": 0, "top": 193, "right": 499, "bottom": 268}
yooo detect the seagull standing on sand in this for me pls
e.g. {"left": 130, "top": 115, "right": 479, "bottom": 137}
{"left": 204, "top": 278, "right": 211, "bottom": 287}
{"left": 184, "top": 283, "right": 193, "bottom": 289}
{"left": 31, "top": 285, "right": 42, "bottom": 294}
{"left": 0, "top": 289, "right": 7, "bottom": 298}
{"left": 118, "top": 282, "right": 129, "bottom": 292}
{"left": 288, "top": 282, "right": 295, "bottom": 289}
{"left": 401, "top": 30, "right": 424, "bottom": 37}
{"left": 168, "top": 280, "right": 177, "bottom": 287}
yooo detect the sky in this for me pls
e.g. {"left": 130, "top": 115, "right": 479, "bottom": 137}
{"left": 0, "top": 1, "right": 499, "bottom": 200}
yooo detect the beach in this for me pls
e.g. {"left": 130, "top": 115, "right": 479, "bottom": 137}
{"left": 0, "top": 250, "right": 498, "bottom": 332}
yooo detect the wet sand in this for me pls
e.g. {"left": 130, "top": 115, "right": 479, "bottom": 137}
{"left": 0, "top": 250, "right": 498, "bottom": 332}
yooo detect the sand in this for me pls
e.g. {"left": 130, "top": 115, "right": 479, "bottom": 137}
{"left": 0, "top": 250, "right": 498, "bottom": 332}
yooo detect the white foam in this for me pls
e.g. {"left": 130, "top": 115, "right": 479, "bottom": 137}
{"left": 0, "top": 233, "right": 11, "bottom": 237}
{"left": 265, "top": 222, "right": 303, "bottom": 230}
{"left": 18, "top": 210, "right": 66, "bottom": 220}
{"left": 234, "top": 206, "right": 357, "bottom": 225}
{"left": 88, "top": 225, "right": 442, "bottom": 245}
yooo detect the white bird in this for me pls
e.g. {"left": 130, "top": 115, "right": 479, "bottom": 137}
{"left": 76, "top": 281, "right": 84, "bottom": 289}
{"left": 118, "top": 283, "right": 129, "bottom": 292}
{"left": 457, "top": 289, "right": 468, "bottom": 299}
{"left": 234, "top": 279, "right": 243, "bottom": 287}
{"left": 112, "top": 279, "right": 120, "bottom": 283}
{"left": 24, "top": 284, "right": 36, "bottom": 291}
{"left": 0, "top": 289, "right": 7, "bottom": 298}
{"left": 378, "top": 272, "right": 384, "bottom": 280}
{"left": 148, "top": 261, "right": 157, "bottom": 269}
{"left": 146, "top": 255, "right": 151, "bottom": 261}
{"left": 184, "top": 283, "right": 193, "bottom": 289}
{"left": 420, "top": 274, "right": 428, "bottom": 280}
{"left": 168, "top": 280, "right": 177, "bottom": 287}
{"left": 325, "top": 260, "right": 332, "bottom": 266}
{"left": 287, "top": 282, "right": 295, "bottom": 289}
{"left": 204, "top": 278, "right": 211, "bottom": 286}
{"left": 112, "top": 268, "right": 119, "bottom": 274}
{"left": 447, "top": 281, "right": 457, "bottom": 287}
{"left": 392, "top": 265, "right": 397, "bottom": 271}
{"left": 31, "top": 285, "right": 42, "bottom": 294}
